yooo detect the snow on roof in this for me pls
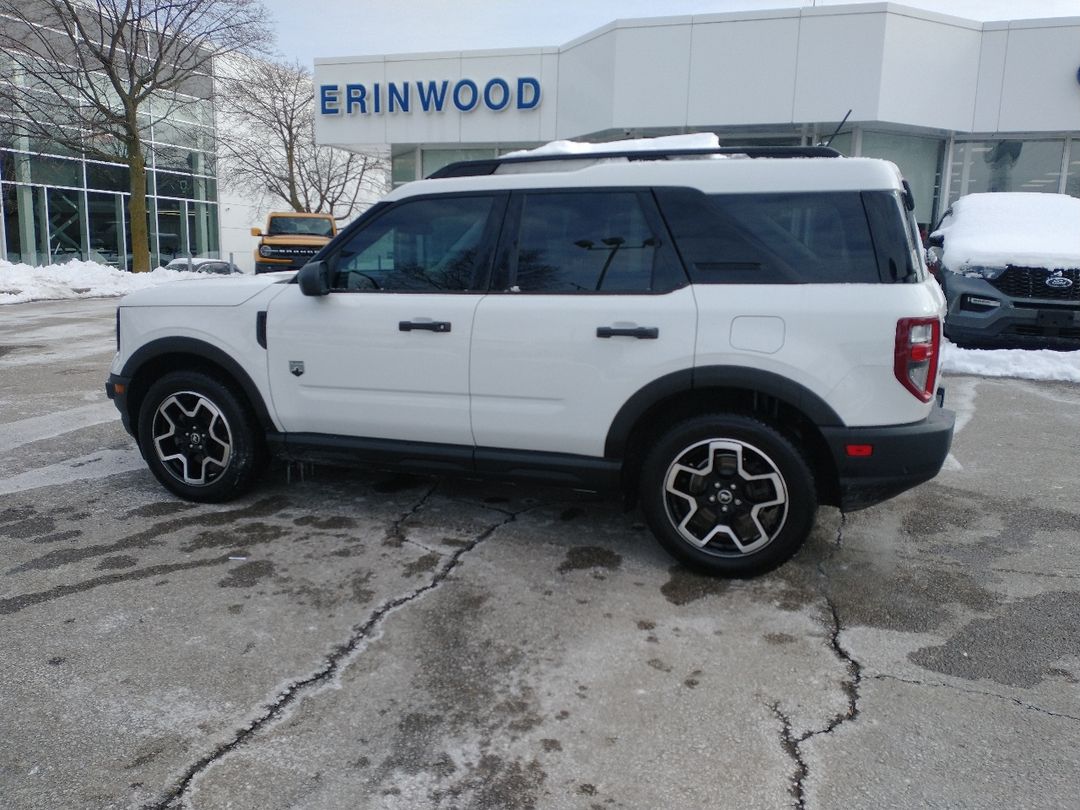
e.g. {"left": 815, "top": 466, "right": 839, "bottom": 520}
{"left": 934, "top": 192, "right": 1080, "bottom": 271}
{"left": 501, "top": 132, "right": 721, "bottom": 158}
{"left": 0, "top": 259, "right": 207, "bottom": 305}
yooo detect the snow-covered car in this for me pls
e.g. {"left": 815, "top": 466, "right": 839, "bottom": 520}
{"left": 928, "top": 193, "right": 1080, "bottom": 348}
{"left": 163, "top": 258, "right": 242, "bottom": 275}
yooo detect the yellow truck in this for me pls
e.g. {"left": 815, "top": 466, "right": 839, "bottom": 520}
{"left": 252, "top": 212, "right": 337, "bottom": 274}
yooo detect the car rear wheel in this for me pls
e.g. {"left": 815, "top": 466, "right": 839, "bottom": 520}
{"left": 639, "top": 414, "right": 817, "bottom": 577}
{"left": 137, "top": 371, "right": 263, "bottom": 503}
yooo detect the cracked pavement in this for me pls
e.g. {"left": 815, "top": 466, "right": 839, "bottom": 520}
{"left": 2, "top": 299, "right": 1079, "bottom": 809}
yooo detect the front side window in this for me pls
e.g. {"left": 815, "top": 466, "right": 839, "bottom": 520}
{"left": 331, "top": 195, "right": 496, "bottom": 292}
{"left": 508, "top": 191, "right": 680, "bottom": 293}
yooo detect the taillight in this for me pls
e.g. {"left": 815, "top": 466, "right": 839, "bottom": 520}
{"left": 894, "top": 317, "right": 940, "bottom": 402}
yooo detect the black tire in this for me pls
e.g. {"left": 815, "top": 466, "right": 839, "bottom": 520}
{"left": 137, "top": 370, "right": 264, "bottom": 503}
{"left": 638, "top": 414, "right": 817, "bottom": 578}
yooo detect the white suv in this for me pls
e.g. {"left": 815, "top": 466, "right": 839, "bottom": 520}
{"left": 107, "top": 145, "right": 954, "bottom": 576}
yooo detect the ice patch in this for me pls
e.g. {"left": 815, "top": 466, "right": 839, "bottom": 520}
{"left": 0, "top": 447, "right": 144, "bottom": 495}
{"left": 0, "top": 402, "right": 119, "bottom": 453}
{"left": 940, "top": 378, "right": 980, "bottom": 472}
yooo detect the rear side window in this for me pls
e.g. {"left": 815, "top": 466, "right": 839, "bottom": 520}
{"left": 863, "top": 191, "right": 923, "bottom": 283}
{"left": 654, "top": 188, "right": 882, "bottom": 284}
{"left": 504, "top": 190, "right": 685, "bottom": 293}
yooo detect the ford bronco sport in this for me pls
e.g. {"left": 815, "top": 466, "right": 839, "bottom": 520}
{"left": 107, "top": 145, "right": 954, "bottom": 577}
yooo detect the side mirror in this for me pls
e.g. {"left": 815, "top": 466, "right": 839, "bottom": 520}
{"left": 927, "top": 233, "right": 944, "bottom": 249}
{"left": 298, "top": 260, "right": 331, "bottom": 296}
{"left": 250, "top": 227, "right": 262, "bottom": 237}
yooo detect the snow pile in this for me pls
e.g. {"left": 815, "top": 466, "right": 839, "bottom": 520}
{"left": 932, "top": 192, "right": 1080, "bottom": 271}
{"left": 941, "top": 340, "right": 1080, "bottom": 383}
{"left": 0, "top": 259, "right": 204, "bottom": 305}
{"left": 502, "top": 132, "right": 722, "bottom": 158}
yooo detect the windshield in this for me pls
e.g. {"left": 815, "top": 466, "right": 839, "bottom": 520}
{"left": 267, "top": 216, "right": 333, "bottom": 237}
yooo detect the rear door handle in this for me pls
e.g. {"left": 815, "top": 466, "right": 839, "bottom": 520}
{"left": 399, "top": 320, "right": 452, "bottom": 333}
{"left": 596, "top": 326, "right": 659, "bottom": 339}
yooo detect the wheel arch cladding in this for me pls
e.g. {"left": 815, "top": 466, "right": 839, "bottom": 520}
{"left": 121, "top": 338, "right": 275, "bottom": 438}
{"left": 606, "top": 366, "right": 843, "bottom": 507}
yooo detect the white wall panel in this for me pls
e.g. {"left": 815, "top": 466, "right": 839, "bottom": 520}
{"left": 554, "top": 30, "right": 616, "bottom": 138}
{"left": 314, "top": 58, "right": 390, "bottom": 148}
{"left": 998, "top": 22, "right": 1080, "bottom": 132}
{"left": 315, "top": 51, "right": 555, "bottom": 148}
{"left": 610, "top": 22, "right": 692, "bottom": 129}
{"left": 877, "top": 12, "right": 982, "bottom": 131}
{"left": 972, "top": 28, "right": 1009, "bottom": 133}
{"left": 792, "top": 10, "right": 887, "bottom": 124}
{"left": 381, "top": 55, "right": 464, "bottom": 146}
{"left": 457, "top": 52, "right": 554, "bottom": 144}
{"left": 686, "top": 15, "right": 800, "bottom": 127}
{"left": 538, "top": 52, "right": 560, "bottom": 142}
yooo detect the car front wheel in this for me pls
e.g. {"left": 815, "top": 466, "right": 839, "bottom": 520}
{"left": 137, "top": 371, "right": 263, "bottom": 502}
{"left": 639, "top": 414, "right": 817, "bottom": 577}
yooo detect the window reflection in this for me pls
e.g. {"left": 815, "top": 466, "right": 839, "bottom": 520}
{"left": 948, "top": 140, "right": 1065, "bottom": 205}
{"left": 514, "top": 192, "right": 660, "bottom": 292}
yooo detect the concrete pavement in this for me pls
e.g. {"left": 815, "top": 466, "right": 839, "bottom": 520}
{"left": 1, "top": 298, "right": 1077, "bottom": 809}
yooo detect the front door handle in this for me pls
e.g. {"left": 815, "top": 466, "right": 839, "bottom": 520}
{"left": 399, "top": 320, "right": 452, "bottom": 333}
{"left": 596, "top": 326, "right": 659, "bottom": 339}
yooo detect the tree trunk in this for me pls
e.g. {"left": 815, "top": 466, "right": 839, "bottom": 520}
{"left": 285, "top": 141, "right": 304, "bottom": 211}
{"left": 127, "top": 135, "right": 151, "bottom": 273}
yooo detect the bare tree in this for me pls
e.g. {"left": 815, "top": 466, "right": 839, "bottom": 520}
{"left": 0, "top": 0, "right": 269, "bottom": 271}
{"left": 216, "top": 57, "right": 387, "bottom": 221}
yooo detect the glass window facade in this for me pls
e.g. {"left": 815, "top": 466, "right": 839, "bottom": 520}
{"left": 861, "top": 131, "right": 945, "bottom": 231}
{"left": 1, "top": 138, "right": 220, "bottom": 268}
{"left": 947, "top": 139, "right": 1066, "bottom": 205}
{"left": 420, "top": 148, "right": 496, "bottom": 180}
{"left": 0, "top": 63, "right": 220, "bottom": 269}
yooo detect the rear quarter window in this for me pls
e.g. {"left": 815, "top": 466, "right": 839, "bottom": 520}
{"left": 654, "top": 188, "right": 900, "bottom": 284}
{"left": 862, "top": 190, "right": 925, "bottom": 283}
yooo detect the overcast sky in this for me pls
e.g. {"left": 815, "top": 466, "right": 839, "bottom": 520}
{"left": 260, "top": 0, "right": 1080, "bottom": 66}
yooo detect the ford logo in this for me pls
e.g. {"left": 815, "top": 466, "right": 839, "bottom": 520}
{"left": 1045, "top": 272, "right": 1074, "bottom": 289}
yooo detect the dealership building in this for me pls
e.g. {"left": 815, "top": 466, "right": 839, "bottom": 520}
{"left": 314, "top": 1, "right": 1080, "bottom": 233}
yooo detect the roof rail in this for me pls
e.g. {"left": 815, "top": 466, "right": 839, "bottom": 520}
{"left": 428, "top": 145, "right": 842, "bottom": 179}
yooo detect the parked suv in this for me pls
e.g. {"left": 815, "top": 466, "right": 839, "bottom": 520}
{"left": 107, "top": 145, "right": 954, "bottom": 577}
{"left": 252, "top": 212, "right": 337, "bottom": 274}
{"left": 928, "top": 192, "right": 1080, "bottom": 348}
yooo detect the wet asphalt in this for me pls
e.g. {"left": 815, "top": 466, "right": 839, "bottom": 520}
{"left": 1, "top": 297, "right": 1078, "bottom": 810}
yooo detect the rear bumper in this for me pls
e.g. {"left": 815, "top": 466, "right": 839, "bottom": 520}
{"left": 821, "top": 404, "right": 955, "bottom": 511}
{"left": 105, "top": 373, "right": 135, "bottom": 438}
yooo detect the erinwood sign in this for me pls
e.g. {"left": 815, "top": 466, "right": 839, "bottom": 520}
{"left": 319, "top": 77, "right": 542, "bottom": 116}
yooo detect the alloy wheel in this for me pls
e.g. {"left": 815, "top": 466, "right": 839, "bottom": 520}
{"left": 662, "top": 438, "right": 788, "bottom": 556}
{"left": 151, "top": 391, "right": 233, "bottom": 486}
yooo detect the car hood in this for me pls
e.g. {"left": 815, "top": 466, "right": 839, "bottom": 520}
{"left": 119, "top": 272, "right": 295, "bottom": 307}
{"left": 261, "top": 234, "right": 332, "bottom": 245}
{"left": 934, "top": 192, "right": 1080, "bottom": 271}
